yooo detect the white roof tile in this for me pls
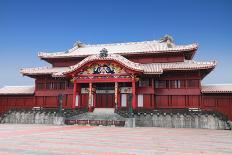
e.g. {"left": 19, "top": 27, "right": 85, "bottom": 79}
{"left": 202, "top": 84, "right": 232, "bottom": 93}
{"left": 38, "top": 40, "right": 198, "bottom": 58}
{"left": 142, "top": 60, "right": 217, "bottom": 74}
{"left": 21, "top": 67, "right": 69, "bottom": 76}
{"left": 0, "top": 86, "right": 35, "bottom": 95}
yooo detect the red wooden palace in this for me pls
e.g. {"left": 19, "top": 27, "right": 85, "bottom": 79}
{"left": 0, "top": 36, "right": 232, "bottom": 120}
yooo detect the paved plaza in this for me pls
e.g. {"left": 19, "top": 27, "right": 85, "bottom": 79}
{"left": 0, "top": 124, "right": 231, "bottom": 155}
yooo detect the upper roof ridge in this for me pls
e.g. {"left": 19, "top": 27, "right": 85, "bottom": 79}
{"left": 38, "top": 38, "right": 199, "bottom": 59}
{"left": 67, "top": 40, "right": 161, "bottom": 53}
{"left": 84, "top": 40, "right": 159, "bottom": 47}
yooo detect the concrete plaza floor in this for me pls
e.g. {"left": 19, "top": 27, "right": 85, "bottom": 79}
{"left": 0, "top": 124, "right": 231, "bottom": 155}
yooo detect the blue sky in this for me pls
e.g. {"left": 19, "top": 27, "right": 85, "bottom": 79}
{"left": 0, "top": 0, "right": 232, "bottom": 87}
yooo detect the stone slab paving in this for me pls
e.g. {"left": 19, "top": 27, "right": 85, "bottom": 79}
{"left": 0, "top": 124, "right": 231, "bottom": 155}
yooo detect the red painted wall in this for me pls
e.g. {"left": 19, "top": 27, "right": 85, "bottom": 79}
{"left": 201, "top": 94, "right": 232, "bottom": 120}
{"left": 155, "top": 95, "right": 201, "bottom": 108}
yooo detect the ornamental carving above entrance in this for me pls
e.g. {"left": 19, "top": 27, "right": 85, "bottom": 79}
{"left": 79, "top": 63, "right": 127, "bottom": 75}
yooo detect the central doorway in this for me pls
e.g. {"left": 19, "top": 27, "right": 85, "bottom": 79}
{"left": 95, "top": 83, "right": 115, "bottom": 108}
{"left": 96, "top": 94, "right": 114, "bottom": 108}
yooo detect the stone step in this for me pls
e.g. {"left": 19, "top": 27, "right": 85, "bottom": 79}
{"left": 66, "top": 111, "right": 125, "bottom": 121}
{"left": 65, "top": 119, "right": 126, "bottom": 126}
{"left": 93, "top": 108, "right": 115, "bottom": 114}
{"left": 65, "top": 108, "right": 126, "bottom": 126}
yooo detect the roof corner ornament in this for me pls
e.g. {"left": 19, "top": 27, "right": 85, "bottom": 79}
{"left": 73, "top": 41, "right": 85, "bottom": 48}
{"left": 99, "top": 48, "right": 108, "bottom": 57}
{"left": 159, "top": 34, "right": 174, "bottom": 48}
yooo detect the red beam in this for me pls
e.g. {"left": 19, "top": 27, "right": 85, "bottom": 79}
{"left": 78, "top": 73, "right": 130, "bottom": 77}
{"left": 75, "top": 78, "right": 133, "bottom": 83}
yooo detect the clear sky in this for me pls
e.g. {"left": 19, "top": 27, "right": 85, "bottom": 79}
{"left": 0, "top": 0, "right": 232, "bottom": 87}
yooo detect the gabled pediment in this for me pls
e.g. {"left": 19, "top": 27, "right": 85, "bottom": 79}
{"left": 58, "top": 53, "right": 143, "bottom": 77}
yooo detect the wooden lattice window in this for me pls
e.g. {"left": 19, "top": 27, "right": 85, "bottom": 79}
{"left": 187, "top": 80, "right": 199, "bottom": 88}
{"left": 138, "top": 79, "right": 150, "bottom": 87}
{"left": 170, "top": 80, "right": 185, "bottom": 88}
{"left": 37, "top": 83, "right": 44, "bottom": 90}
{"left": 46, "top": 82, "right": 53, "bottom": 90}
{"left": 60, "top": 82, "right": 66, "bottom": 89}
{"left": 155, "top": 80, "right": 167, "bottom": 88}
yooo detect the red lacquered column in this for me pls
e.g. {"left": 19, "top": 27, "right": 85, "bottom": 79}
{"left": 132, "top": 78, "right": 137, "bottom": 110}
{"left": 72, "top": 80, "right": 77, "bottom": 109}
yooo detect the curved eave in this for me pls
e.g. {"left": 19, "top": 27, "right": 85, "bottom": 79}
{"left": 21, "top": 68, "right": 53, "bottom": 76}
{"left": 143, "top": 60, "right": 217, "bottom": 75}
{"left": 21, "top": 73, "right": 53, "bottom": 78}
{"left": 143, "top": 67, "right": 215, "bottom": 75}
{"left": 20, "top": 67, "right": 69, "bottom": 78}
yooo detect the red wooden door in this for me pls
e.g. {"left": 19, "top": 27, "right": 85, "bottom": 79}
{"left": 96, "top": 94, "right": 101, "bottom": 107}
{"left": 107, "top": 94, "right": 114, "bottom": 108}
{"left": 96, "top": 94, "right": 114, "bottom": 108}
{"left": 81, "top": 94, "right": 88, "bottom": 108}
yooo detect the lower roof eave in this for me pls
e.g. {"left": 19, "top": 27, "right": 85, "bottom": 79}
{"left": 0, "top": 86, "right": 35, "bottom": 96}
{"left": 0, "top": 93, "right": 35, "bottom": 96}
{"left": 202, "top": 92, "right": 232, "bottom": 94}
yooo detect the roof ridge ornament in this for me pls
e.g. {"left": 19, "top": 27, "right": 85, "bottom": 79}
{"left": 73, "top": 41, "right": 85, "bottom": 48}
{"left": 99, "top": 48, "right": 108, "bottom": 57}
{"left": 159, "top": 34, "right": 174, "bottom": 48}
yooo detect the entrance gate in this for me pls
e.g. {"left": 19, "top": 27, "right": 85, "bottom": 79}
{"left": 95, "top": 83, "right": 115, "bottom": 108}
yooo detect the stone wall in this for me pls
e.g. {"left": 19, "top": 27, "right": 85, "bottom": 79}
{"left": 1, "top": 109, "right": 231, "bottom": 129}
{"left": 134, "top": 113, "right": 230, "bottom": 130}
{"left": 1, "top": 111, "right": 64, "bottom": 125}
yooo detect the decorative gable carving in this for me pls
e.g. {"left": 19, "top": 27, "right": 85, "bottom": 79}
{"left": 79, "top": 62, "right": 127, "bottom": 75}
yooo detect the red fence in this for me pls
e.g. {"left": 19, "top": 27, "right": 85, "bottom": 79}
{"left": 0, "top": 96, "right": 34, "bottom": 115}
{"left": 156, "top": 94, "right": 232, "bottom": 120}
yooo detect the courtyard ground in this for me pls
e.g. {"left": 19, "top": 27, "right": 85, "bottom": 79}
{"left": 0, "top": 124, "right": 231, "bottom": 155}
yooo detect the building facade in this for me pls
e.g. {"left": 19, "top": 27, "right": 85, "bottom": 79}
{"left": 1, "top": 36, "right": 232, "bottom": 120}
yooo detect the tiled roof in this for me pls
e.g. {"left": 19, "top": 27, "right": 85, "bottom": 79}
{"left": 201, "top": 85, "right": 232, "bottom": 93}
{"left": 0, "top": 86, "right": 35, "bottom": 95}
{"left": 38, "top": 40, "right": 198, "bottom": 58}
{"left": 21, "top": 67, "right": 68, "bottom": 76}
{"left": 21, "top": 54, "right": 216, "bottom": 77}
{"left": 142, "top": 60, "right": 217, "bottom": 74}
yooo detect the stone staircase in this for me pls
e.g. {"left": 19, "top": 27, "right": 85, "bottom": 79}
{"left": 65, "top": 108, "right": 127, "bottom": 126}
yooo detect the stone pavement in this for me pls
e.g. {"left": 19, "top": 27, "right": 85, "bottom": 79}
{"left": 0, "top": 124, "right": 231, "bottom": 155}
